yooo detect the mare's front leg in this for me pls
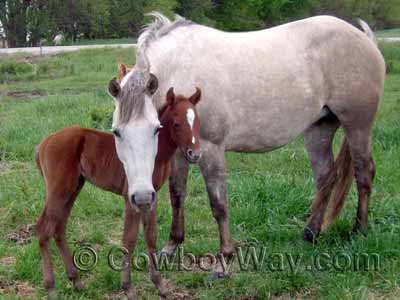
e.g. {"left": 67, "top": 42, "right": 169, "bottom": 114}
{"left": 199, "top": 142, "right": 234, "bottom": 278}
{"left": 161, "top": 153, "right": 189, "bottom": 255}
{"left": 121, "top": 199, "right": 140, "bottom": 300}
{"left": 143, "top": 201, "right": 171, "bottom": 298}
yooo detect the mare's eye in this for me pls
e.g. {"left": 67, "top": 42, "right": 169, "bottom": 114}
{"left": 173, "top": 122, "right": 180, "bottom": 128}
{"left": 112, "top": 128, "right": 121, "bottom": 138}
{"left": 154, "top": 125, "right": 162, "bottom": 136}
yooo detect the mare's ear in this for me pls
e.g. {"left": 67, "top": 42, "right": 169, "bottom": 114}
{"left": 108, "top": 77, "right": 121, "bottom": 98}
{"left": 189, "top": 87, "right": 201, "bottom": 105}
{"left": 146, "top": 73, "right": 158, "bottom": 95}
{"left": 118, "top": 63, "right": 127, "bottom": 82}
{"left": 166, "top": 87, "right": 175, "bottom": 107}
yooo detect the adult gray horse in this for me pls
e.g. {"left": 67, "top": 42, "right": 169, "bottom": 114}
{"left": 110, "top": 13, "right": 385, "bottom": 279}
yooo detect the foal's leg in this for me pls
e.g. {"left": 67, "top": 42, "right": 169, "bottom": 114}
{"left": 161, "top": 153, "right": 189, "bottom": 255}
{"left": 37, "top": 207, "right": 57, "bottom": 295}
{"left": 54, "top": 177, "right": 85, "bottom": 290}
{"left": 142, "top": 203, "right": 171, "bottom": 297}
{"left": 303, "top": 121, "right": 339, "bottom": 243}
{"left": 199, "top": 142, "right": 234, "bottom": 277}
{"left": 121, "top": 199, "right": 140, "bottom": 300}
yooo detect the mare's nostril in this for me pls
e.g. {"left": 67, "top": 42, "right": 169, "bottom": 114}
{"left": 151, "top": 192, "right": 156, "bottom": 202}
{"left": 187, "top": 149, "right": 194, "bottom": 157}
{"left": 131, "top": 194, "right": 136, "bottom": 205}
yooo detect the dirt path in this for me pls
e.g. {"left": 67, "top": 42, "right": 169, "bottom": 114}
{"left": 0, "top": 44, "right": 136, "bottom": 57}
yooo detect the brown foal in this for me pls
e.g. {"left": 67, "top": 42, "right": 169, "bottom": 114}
{"left": 36, "top": 84, "right": 201, "bottom": 299}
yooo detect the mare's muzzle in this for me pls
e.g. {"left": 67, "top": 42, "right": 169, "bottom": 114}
{"left": 130, "top": 191, "right": 156, "bottom": 212}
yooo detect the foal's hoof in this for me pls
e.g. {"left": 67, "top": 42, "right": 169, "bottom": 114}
{"left": 303, "top": 227, "right": 319, "bottom": 244}
{"left": 73, "top": 279, "right": 85, "bottom": 291}
{"left": 158, "top": 278, "right": 174, "bottom": 299}
{"left": 47, "top": 289, "right": 58, "bottom": 300}
{"left": 125, "top": 288, "right": 138, "bottom": 300}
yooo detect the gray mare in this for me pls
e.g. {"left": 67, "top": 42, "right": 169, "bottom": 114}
{"left": 130, "top": 14, "right": 385, "bottom": 276}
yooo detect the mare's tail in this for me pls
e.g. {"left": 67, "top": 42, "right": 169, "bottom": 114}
{"left": 322, "top": 138, "right": 354, "bottom": 230}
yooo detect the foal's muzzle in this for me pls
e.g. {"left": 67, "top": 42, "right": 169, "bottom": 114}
{"left": 184, "top": 148, "right": 202, "bottom": 163}
{"left": 130, "top": 191, "right": 156, "bottom": 212}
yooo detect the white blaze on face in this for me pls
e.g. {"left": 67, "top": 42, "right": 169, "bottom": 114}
{"left": 186, "top": 108, "right": 196, "bottom": 144}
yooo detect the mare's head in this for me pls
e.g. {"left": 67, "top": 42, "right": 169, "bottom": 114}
{"left": 108, "top": 65, "right": 161, "bottom": 212}
{"left": 162, "top": 87, "right": 202, "bottom": 163}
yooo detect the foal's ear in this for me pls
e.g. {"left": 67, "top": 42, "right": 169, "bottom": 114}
{"left": 108, "top": 77, "right": 121, "bottom": 98}
{"left": 117, "top": 63, "right": 127, "bottom": 82}
{"left": 189, "top": 87, "right": 201, "bottom": 105}
{"left": 146, "top": 73, "right": 158, "bottom": 96}
{"left": 166, "top": 87, "right": 175, "bottom": 107}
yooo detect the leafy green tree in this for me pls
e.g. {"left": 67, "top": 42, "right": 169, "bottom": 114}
{"left": 0, "top": 0, "right": 32, "bottom": 47}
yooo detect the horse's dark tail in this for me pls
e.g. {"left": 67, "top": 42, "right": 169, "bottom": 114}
{"left": 322, "top": 138, "right": 354, "bottom": 230}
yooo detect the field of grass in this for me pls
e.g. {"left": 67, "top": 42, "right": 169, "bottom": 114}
{"left": 1, "top": 45, "right": 400, "bottom": 300}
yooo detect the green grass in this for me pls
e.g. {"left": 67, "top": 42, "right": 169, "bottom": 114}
{"left": 1, "top": 45, "right": 400, "bottom": 300}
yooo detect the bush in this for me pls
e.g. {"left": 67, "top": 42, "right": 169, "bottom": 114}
{"left": 0, "top": 61, "right": 35, "bottom": 83}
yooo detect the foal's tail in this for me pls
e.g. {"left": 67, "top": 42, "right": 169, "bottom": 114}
{"left": 321, "top": 138, "right": 354, "bottom": 230}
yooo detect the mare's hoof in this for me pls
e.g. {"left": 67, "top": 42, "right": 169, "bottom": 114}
{"left": 303, "top": 227, "right": 319, "bottom": 244}
{"left": 208, "top": 271, "right": 231, "bottom": 281}
{"left": 160, "top": 241, "right": 179, "bottom": 257}
{"left": 352, "top": 223, "right": 367, "bottom": 235}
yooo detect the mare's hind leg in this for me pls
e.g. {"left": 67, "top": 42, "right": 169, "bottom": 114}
{"left": 303, "top": 119, "right": 339, "bottom": 243}
{"left": 344, "top": 128, "right": 375, "bottom": 233}
{"left": 121, "top": 199, "right": 140, "bottom": 300}
{"left": 54, "top": 176, "right": 85, "bottom": 290}
{"left": 335, "top": 98, "right": 378, "bottom": 233}
{"left": 199, "top": 142, "right": 234, "bottom": 277}
{"left": 161, "top": 153, "right": 189, "bottom": 256}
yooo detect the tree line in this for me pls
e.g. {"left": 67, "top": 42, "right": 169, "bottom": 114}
{"left": 1, "top": 0, "right": 400, "bottom": 47}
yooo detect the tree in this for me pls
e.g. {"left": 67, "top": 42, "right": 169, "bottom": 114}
{"left": 0, "top": 0, "right": 32, "bottom": 47}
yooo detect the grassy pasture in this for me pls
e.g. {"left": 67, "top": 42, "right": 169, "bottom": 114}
{"left": 0, "top": 45, "right": 400, "bottom": 300}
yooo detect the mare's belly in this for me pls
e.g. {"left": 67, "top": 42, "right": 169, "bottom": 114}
{"left": 223, "top": 101, "right": 321, "bottom": 152}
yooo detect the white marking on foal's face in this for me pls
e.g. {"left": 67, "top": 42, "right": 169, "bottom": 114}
{"left": 186, "top": 108, "right": 195, "bottom": 144}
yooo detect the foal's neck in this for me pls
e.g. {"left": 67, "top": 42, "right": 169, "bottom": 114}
{"left": 155, "top": 120, "right": 176, "bottom": 164}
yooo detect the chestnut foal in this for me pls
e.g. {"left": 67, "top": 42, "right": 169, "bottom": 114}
{"left": 36, "top": 87, "right": 201, "bottom": 299}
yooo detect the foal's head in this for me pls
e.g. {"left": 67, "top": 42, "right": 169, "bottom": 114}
{"left": 162, "top": 87, "right": 202, "bottom": 163}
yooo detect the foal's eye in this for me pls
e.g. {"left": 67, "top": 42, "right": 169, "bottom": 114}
{"left": 112, "top": 128, "right": 121, "bottom": 138}
{"left": 173, "top": 122, "right": 180, "bottom": 128}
